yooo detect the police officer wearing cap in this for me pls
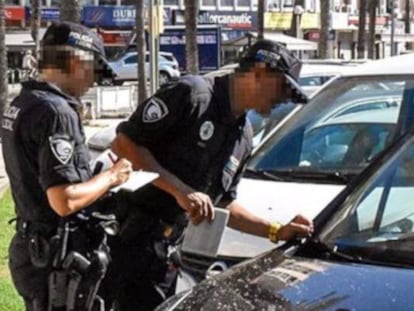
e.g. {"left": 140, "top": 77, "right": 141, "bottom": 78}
{"left": 1, "top": 22, "right": 132, "bottom": 311}
{"left": 106, "top": 39, "right": 314, "bottom": 310}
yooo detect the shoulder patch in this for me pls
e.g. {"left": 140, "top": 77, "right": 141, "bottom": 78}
{"left": 49, "top": 136, "right": 74, "bottom": 165}
{"left": 142, "top": 97, "right": 169, "bottom": 123}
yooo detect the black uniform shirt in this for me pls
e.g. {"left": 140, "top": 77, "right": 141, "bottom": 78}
{"left": 118, "top": 75, "right": 253, "bottom": 222}
{"left": 1, "top": 81, "right": 92, "bottom": 225}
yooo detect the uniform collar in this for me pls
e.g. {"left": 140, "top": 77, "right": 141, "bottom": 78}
{"left": 21, "top": 80, "right": 81, "bottom": 107}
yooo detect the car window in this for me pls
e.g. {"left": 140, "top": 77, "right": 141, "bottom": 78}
{"left": 299, "top": 76, "right": 328, "bottom": 86}
{"left": 248, "top": 76, "right": 411, "bottom": 180}
{"left": 124, "top": 54, "right": 137, "bottom": 64}
{"left": 319, "top": 136, "right": 414, "bottom": 265}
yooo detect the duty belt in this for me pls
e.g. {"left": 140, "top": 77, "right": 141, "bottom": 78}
{"left": 12, "top": 218, "right": 56, "bottom": 238}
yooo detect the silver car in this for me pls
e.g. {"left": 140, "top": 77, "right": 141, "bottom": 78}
{"left": 108, "top": 51, "right": 180, "bottom": 86}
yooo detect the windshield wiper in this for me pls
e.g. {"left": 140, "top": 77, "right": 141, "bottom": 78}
{"left": 244, "top": 168, "right": 287, "bottom": 181}
{"left": 304, "top": 239, "right": 365, "bottom": 263}
{"left": 266, "top": 169, "right": 353, "bottom": 184}
{"left": 304, "top": 239, "right": 414, "bottom": 268}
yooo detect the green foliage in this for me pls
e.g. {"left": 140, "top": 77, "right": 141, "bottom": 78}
{"left": 0, "top": 188, "right": 24, "bottom": 311}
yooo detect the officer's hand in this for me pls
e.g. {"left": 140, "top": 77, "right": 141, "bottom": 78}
{"left": 109, "top": 158, "right": 132, "bottom": 186}
{"left": 277, "top": 215, "right": 314, "bottom": 241}
{"left": 176, "top": 188, "right": 215, "bottom": 221}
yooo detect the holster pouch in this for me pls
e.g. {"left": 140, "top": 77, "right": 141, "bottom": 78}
{"left": 48, "top": 270, "right": 70, "bottom": 311}
{"left": 28, "top": 232, "right": 51, "bottom": 268}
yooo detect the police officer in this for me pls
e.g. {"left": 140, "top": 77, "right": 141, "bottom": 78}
{"left": 107, "top": 39, "right": 314, "bottom": 310}
{"left": 1, "top": 22, "right": 132, "bottom": 311}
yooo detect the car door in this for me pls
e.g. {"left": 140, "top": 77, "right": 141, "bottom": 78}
{"left": 122, "top": 54, "right": 138, "bottom": 80}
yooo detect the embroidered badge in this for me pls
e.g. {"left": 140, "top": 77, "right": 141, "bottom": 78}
{"left": 142, "top": 97, "right": 169, "bottom": 123}
{"left": 49, "top": 136, "right": 74, "bottom": 165}
{"left": 199, "top": 121, "right": 215, "bottom": 141}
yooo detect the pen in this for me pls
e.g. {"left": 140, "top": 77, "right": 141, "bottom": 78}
{"left": 108, "top": 152, "right": 118, "bottom": 164}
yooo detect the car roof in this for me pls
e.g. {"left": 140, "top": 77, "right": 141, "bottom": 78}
{"left": 300, "top": 64, "right": 354, "bottom": 76}
{"left": 342, "top": 54, "right": 414, "bottom": 76}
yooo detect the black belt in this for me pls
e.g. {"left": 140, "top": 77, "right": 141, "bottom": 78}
{"left": 11, "top": 218, "right": 55, "bottom": 238}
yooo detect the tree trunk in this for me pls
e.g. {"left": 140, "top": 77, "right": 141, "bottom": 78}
{"left": 289, "top": 0, "right": 305, "bottom": 38}
{"left": 0, "top": 0, "right": 8, "bottom": 119}
{"left": 60, "top": 0, "right": 82, "bottom": 23}
{"left": 367, "top": 0, "right": 377, "bottom": 59}
{"left": 136, "top": 1, "right": 148, "bottom": 103}
{"left": 319, "top": 0, "right": 332, "bottom": 59}
{"left": 30, "top": 0, "right": 41, "bottom": 61}
{"left": 258, "top": 0, "right": 265, "bottom": 39}
{"left": 357, "top": 0, "right": 367, "bottom": 59}
{"left": 405, "top": 0, "right": 411, "bottom": 34}
{"left": 184, "top": 0, "right": 199, "bottom": 74}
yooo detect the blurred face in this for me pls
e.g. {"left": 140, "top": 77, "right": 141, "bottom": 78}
{"left": 68, "top": 50, "right": 95, "bottom": 98}
{"left": 231, "top": 62, "right": 287, "bottom": 116}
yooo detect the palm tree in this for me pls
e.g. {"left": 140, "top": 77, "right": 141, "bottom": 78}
{"left": 184, "top": 0, "right": 199, "bottom": 74}
{"left": 136, "top": 1, "right": 148, "bottom": 102}
{"left": 60, "top": 0, "right": 82, "bottom": 23}
{"left": 30, "top": 0, "right": 41, "bottom": 61}
{"left": 357, "top": 0, "right": 367, "bottom": 59}
{"left": 289, "top": 0, "right": 305, "bottom": 38}
{"left": 405, "top": 0, "right": 411, "bottom": 35}
{"left": 258, "top": 0, "right": 265, "bottom": 39}
{"left": 319, "top": 0, "right": 332, "bottom": 59}
{"left": 367, "top": 0, "right": 378, "bottom": 59}
{"left": 0, "top": 0, "right": 7, "bottom": 118}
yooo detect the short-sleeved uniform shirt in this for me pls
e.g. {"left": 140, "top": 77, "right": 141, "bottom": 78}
{"left": 118, "top": 75, "right": 253, "bottom": 222}
{"left": 1, "top": 81, "right": 92, "bottom": 227}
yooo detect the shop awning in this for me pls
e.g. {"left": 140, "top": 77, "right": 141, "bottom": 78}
{"left": 224, "top": 32, "right": 318, "bottom": 51}
{"left": 6, "top": 29, "right": 47, "bottom": 49}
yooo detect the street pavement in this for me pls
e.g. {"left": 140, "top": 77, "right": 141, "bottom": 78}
{"left": 0, "top": 83, "right": 125, "bottom": 195}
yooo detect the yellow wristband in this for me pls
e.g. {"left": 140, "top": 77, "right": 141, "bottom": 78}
{"left": 268, "top": 222, "right": 282, "bottom": 243}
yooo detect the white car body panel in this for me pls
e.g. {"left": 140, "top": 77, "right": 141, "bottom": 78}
{"left": 217, "top": 178, "right": 343, "bottom": 258}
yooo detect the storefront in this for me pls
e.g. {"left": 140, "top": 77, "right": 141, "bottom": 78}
{"left": 172, "top": 9, "right": 257, "bottom": 42}
{"left": 82, "top": 5, "right": 173, "bottom": 57}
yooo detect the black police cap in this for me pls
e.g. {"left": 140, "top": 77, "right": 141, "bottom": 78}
{"left": 239, "top": 39, "right": 308, "bottom": 103}
{"left": 42, "top": 21, "right": 116, "bottom": 79}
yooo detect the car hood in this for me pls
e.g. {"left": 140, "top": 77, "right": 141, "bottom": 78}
{"left": 174, "top": 251, "right": 414, "bottom": 310}
{"left": 217, "top": 178, "right": 343, "bottom": 258}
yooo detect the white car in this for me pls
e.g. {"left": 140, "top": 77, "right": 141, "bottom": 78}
{"left": 107, "top": 51, "right": 181, "bottom": 86}
{"left": 179, "top": 53, "right": 414, "bottom": 286}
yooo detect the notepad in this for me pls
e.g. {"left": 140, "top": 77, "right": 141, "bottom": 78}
{"left": 181, "top": 208, "right": 230, "bottom": 257}
{"left": 111, "top": 171, "right": 159, "bottom": 192}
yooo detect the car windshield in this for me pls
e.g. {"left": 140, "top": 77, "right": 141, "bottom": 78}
{"left": 247, "top": 76, "right": 413, "bottom": 183}
{"left": 318, "top": 135, "right": 414, "bottom": 267}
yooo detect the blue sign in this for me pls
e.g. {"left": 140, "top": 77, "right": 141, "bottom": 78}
{"left": 159, "top": 26, "right": 221, "bottom": 72}
{"left": 25, "top": 7, "right": 60, "bottom": 21}
{"left": 83, "top": 6, "right": 172, "bottom": 28}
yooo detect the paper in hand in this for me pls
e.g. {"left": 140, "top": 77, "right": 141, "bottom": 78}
{"left": 111, "top": 171, "right": 159, "bottom": 192}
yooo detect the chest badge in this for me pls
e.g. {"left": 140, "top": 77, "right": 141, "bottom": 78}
{"left": 142, "top": 97, "right": 169, "bottom": 123}
{"left": 200, "top": 121, "right": 215, "bottom": 141}
{"left": 49, "top": 136, "right": 74, "bottom": 165}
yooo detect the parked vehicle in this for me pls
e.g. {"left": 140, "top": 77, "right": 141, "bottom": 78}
{"left": 105, "top": 51, "right": 180, "bottom": 86}
{"left": 298, "top": 63, "right": 354, "bottom": 96}
{"left": 178, "top": 54, "right": 414, "bottom": 286}
{"left": 155, "top": 125, "right": 414, "bottom": 311}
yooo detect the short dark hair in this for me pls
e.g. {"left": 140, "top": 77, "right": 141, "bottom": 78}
{"left": 38, "top": 47, "right": 73, "bottom": 74}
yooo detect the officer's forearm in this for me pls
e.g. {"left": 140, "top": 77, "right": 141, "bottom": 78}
{"left": 226, "top": 200, "right": 271, "bottom": 238}
{"left": 111, "top": 133, "right": 188, "bottom": 198}
{"left": 46, "top": 170, "right": 116, "bottom": 217}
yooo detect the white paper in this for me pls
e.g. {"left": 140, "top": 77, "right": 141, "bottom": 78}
{"left": 111, "top": 171, "right": 159, "bottom": 192}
